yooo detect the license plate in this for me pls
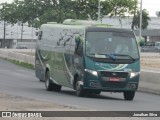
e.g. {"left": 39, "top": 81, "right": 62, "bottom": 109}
{"left": 109, "top": 77, "right": 120, "bottom": 82}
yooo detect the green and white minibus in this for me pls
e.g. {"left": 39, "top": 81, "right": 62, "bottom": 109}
{"left": 35, "top": 19, "right": 140, "bottom": 100}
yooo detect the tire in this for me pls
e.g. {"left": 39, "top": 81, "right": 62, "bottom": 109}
{"left": 123, "top": 91, "right": 135, "bottom": 101}
{"left": 87, "top": 90, "right": 101, "bottom": 95}
{"left": 45, "top": 71, "right": 54, "bottom": 91}
{"left": 39, "top": 79, "right": 44, "bottom": 82}
{"left": 45, "top": 71, "right": 62, "bottom": 92}
{"left": 75, "top": 79, "right": 85, "bottom": 97}
{"left": 93, "top": 90, "right": 101, "bottom": 95}
{"left": 84, "top": 90, "right": 101, "bottom": 97}
{"left": 53, "top": 84, "right": 62, "bottom": 92}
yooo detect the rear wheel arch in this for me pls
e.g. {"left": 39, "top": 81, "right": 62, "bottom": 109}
{"left": 46, "top": 64, "right": 51, "bottom": 72}
{"left": 45, "top": 64, "right": 51, "bottom": 77}
{"left": 45, "top": 69, "right": 54, "bottom": 91}
{"left": 45, "top": 67, "right": 50, "bottom": 79}
{"left": 45, "top": 68, "right": 62, "bottom": 92}
{"left": 45, "top": 68, "right": 49, "bottom": 73}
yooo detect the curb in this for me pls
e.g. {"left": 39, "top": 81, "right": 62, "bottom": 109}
{"left": 138, "top": 88, "right": 160, "bottom": 96}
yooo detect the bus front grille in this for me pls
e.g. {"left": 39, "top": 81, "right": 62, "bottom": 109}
{"left": 100, "top": 71, "right": 128, "bottom": 78}
{"left": 104, "top": 81, "right": 126, "bottom": 88}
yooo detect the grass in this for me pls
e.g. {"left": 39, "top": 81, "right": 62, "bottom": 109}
{"left": 1, "top": 58, "right": 34, "bottom": 70}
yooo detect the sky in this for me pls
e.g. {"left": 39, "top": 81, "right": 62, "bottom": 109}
{"left": 140, "top": 0, "right": 160, "bottom": 17}
{"left": 0, "top": 0, "right": 160, "bottom": 17}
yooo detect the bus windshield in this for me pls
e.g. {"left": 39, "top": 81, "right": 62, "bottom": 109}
{"left": 86, "top": 31, "right": 139, "bottom": 60}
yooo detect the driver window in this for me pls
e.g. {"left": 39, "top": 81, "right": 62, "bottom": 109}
{"left": 75, "top": 35, "right": 83, "bottom": 56}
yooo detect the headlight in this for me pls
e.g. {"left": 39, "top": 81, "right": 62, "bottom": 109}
{"left": 130, "top": 72, "right": 140, "bottom": 78}
{"left": 85, "top": 69, "right": 98, "bottom": 76}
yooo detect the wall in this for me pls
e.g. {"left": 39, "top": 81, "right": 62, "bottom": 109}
{"left": 149, "top": 36, "right": 160, "bottom": 42}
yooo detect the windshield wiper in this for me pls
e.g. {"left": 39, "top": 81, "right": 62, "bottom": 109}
{"left": 96, "top": 53, "right": 116, "bottom": 61}
{"left": 88, "top": 53, "right": 116, "bottom": 61}
{"left": 110, "top": 54, "right": 136, "bottom": 61}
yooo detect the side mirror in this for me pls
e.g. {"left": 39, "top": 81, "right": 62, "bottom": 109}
{"left": 38, "top": 31, "right": 43, "bottom": 40}
{"left": 75, "top": 35, "right": 81, "bottom": 45}
{"left": 75, "top": 35, "right": 83, "bottom": 56}
{"left": 35, "top": 31, "right": 38, "bottom": 36}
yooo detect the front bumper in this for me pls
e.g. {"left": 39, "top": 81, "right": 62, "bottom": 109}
{"left": 83, "top": 71, "right": 140, "bottom": 92}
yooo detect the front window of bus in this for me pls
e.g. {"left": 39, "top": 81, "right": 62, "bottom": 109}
{"left": 86, "top": 32, "right": 139, "bottom": 61}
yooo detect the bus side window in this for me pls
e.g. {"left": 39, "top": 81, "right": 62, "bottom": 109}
{"left": 75, "top": 35, "right": 83, "bottom": 56}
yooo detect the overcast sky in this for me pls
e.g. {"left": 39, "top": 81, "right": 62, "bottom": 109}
{"left": 141, "top": 0, "right": 160, "bottom": 17}
{"left": 0, "top": 0, "right": 160, "bottom": 17}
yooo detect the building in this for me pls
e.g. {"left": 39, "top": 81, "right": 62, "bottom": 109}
{"left": 102, "top": 16, "right": 160, "bottom": 43}
{"left": 0, "top": 22, "right": 38, "bottom": 48}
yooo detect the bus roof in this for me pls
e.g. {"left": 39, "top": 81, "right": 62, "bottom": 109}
{"left": 41, "top": 19, "right": 132, "bottom": 33}
{"left": 86, "top": 27, "right": 133, "bottom": 34}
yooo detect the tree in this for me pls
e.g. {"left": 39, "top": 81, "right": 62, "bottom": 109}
{"left": 72, "top": 0, "right": 138, "bottom": 21}
{"left": 0, "top": 2, "right": 17, "bottom": 23}
{"left": 131, "top": 9, "right": 151, "bottom": 30}
{"left": 0, "top": 0, "right": 139, "bottom": 28}
{"left": 105, "top": 0, "right": 138, "bottom": 17}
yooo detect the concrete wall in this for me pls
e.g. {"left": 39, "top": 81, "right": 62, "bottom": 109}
{"left": 0, "top": 49, "right": 35, "bottom": 65}
{"left": 139, "top": 70, "right": 160, "bottom": 94}
{"left": 149, "top": 36, "right": 160, "bottom": 42}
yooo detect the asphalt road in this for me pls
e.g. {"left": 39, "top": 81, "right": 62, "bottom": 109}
{"left": 0, "top": 59, "right": 160, "bottom": 111}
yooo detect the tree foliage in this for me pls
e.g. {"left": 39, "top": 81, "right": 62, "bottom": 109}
{"left": 131, "top": 9, "right": 151, "bottom": 30}
{"left": 106, "top": 0, "right": 138, "bottom": 17}
{"left": 0, "top": 0, "right": 138, "bottom": 28}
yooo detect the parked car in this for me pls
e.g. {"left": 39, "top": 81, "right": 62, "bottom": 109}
{"left": 155, "top": 42, "right": 160, "bottom": 52}
{"left": 141, "top": 42, "right": 157, "bottom": 52}
{"left": 144, "top": 42, "right": 155, "bottom": 46}
{"left": 16, "top": 46, "right": 27, "bottom": 49}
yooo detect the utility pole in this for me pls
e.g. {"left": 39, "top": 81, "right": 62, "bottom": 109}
{"left": 3, "top": 20, "right": 6, "bottom": 48}
{"left": 98, "top": 0, "right": 101, "bottom": 23}
{"left": 119, "top": 18, "right": 122, "bottom": 28}
{"left": 1, "top": 4, "right": 6, "bottom": 48}
{"left": 17, "top": 23, "right": 18, "bottom": 40}
{"left": 21, "top": 23, "right": 23, "bottom": 42}
{"left": 139, "top": 0, "right": 142, "bottom": 39}
{"left": 31, "top": 20, "right": 33, "bottom": 52}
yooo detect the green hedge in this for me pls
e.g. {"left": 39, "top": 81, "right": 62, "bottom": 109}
{"left": 1, "top": 58, "right": 34, "bottom": 70}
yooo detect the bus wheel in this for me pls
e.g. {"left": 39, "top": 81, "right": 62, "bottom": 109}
{"left": 39, "top": 79, "right": 44, "bottom": 82}
{"left": 123, "top": 91, "right": 135, "bottom": 101}
{"left": 75, "top": 80, "right": 85, "bottom": 97}
{"left": 87, "top": 90, "right": 101, "bottom": 95}
{"left": 53, "top": 84, "right": 62, "bottom": 92}
{"left": 45, "top": 71, "right": 62, "bottom": 92}
{"left": 45, "top": 71, "right": 54, "bottom": 91}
